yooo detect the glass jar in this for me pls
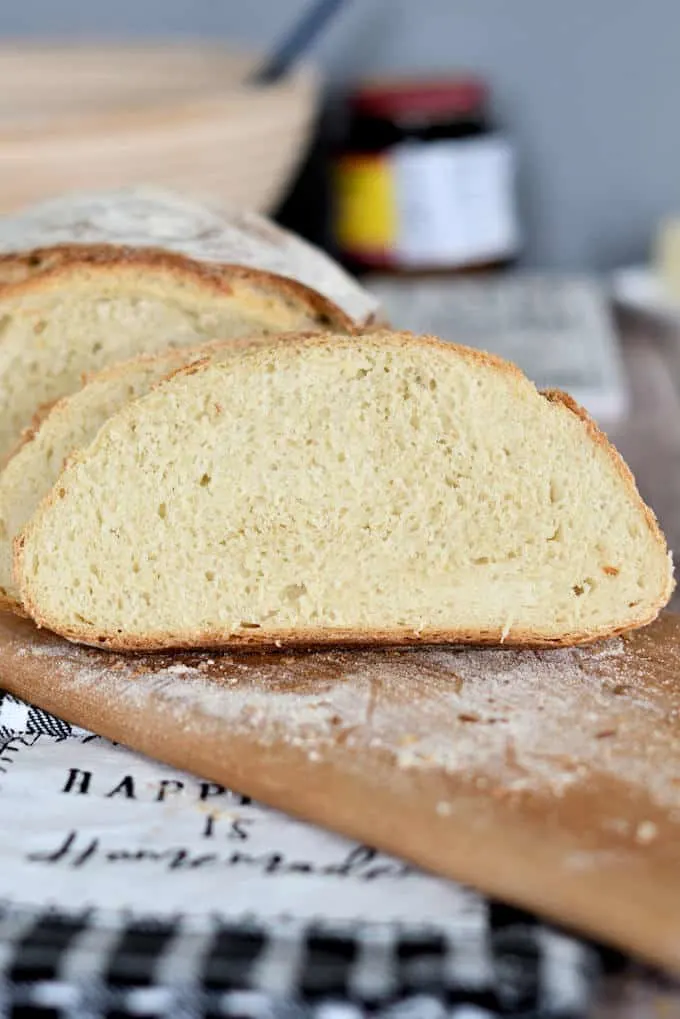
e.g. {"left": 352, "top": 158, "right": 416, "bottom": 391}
{"left": 332, "top": 75, "right": 520, "bottom": 275}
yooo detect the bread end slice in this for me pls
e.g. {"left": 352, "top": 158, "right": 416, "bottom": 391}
{"left": 0, "top": 337, "right": 282, "bottom": 615}
{"left": 0, "top": 245, "right": 354, "bottom": 461}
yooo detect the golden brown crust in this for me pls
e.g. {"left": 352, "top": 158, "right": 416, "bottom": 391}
{"left": 173, "top": 328, "right": 529, "bottom": 385}
{"left": 0, "top": 589, "right": 28, "bottom": 617}
{"left": 0, "top": 399, "right": 59, "bottom": 469}
{"left": 0, "top": 400, "right": 67, "bottom": 616}
{"left": 14, "top": 331, "right": 673, "bottom": 650}
{"left": 0, "top": 243, "right": 354, "bottom": 330}
{"left": 353, "top": 327, "right": 527, "bottom": 378}
{"left": 541, "top": 388, "right": 673, "bottom": 602}
{"left": 20, "top": 615, "right": 667, "bottom": 654}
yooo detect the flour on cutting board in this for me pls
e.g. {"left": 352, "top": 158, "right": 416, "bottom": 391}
{"left": 17, "top": 628, "right": 680, "bottom": 812}
{"left": 2, "top": 619, "right": 680, "bottom": 921}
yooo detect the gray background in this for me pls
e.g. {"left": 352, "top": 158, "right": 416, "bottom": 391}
{"left": 1, "top": 0, "right": 676, "bottom": 268}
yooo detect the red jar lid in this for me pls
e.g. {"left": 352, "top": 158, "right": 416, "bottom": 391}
{"left": 349, "top": 75, "right": 487, "bottom": 121}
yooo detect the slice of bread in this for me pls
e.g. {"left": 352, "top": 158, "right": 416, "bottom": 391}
{"left": 16, "top": 332, "right": 673, "bottom": 651}
{"left": 0, "top": 246, "right": 349, "bottom": 460}
{"left": 0, "top": 342, "right": 234, "bottom": 614}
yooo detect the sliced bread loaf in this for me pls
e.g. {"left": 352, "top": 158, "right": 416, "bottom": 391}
{"left": 15, "top": 332, "right": 673, "bottom": 650}
{"left": 0, "top": 247, "right": 349, "bottom": 460}
{"left": 0, "top": 342, "right": 231, "bottom": 613}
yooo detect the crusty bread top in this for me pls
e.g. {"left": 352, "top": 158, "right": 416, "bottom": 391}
{"left": 0, "top": 243, "right": 353, "bottom": 330}
{"left": 0, "top": 186, "right": 379, "bottom": 324}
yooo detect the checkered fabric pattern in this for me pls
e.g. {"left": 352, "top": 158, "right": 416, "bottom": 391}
{"left": 0, "top": 905, "right": 598, "bottom": 1018}
{"left": 0, "top": 692, "right": 87, "bottom": 742}
{"left": 0, "top": 690, "right": 606, "bottom": 1018}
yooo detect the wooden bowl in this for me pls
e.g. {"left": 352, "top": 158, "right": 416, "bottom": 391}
{"left": 0, "top": 44, "right": 318, "bottom": 213}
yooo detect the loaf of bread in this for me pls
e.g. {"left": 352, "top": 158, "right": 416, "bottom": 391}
{"left": 0, "top": 186, "right": 379, "bottom": 325}
{"left": 0, "top": 247, "right": 349, "bottom": 460}
{"left": 15, "top": 332, "right": 673, "bottom": 650}
{"left": 0, "top": 343, "right": 235, "bottom": 613}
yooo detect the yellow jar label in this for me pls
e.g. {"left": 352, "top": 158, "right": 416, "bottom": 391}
{"left": 333, "top": 154, "right": 397, "bottom": 258}
{"left": 333, "top": 138, "right": 519, "bottom": 268}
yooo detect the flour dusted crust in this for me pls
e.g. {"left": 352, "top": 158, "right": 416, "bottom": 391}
{"left": 15, "top": 330, "right": 674, "bottom": 651}
{"left": 0, "top": 187, "right": 379, "bottom": 324}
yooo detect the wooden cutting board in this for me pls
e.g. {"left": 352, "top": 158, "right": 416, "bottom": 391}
{"left": 0, "top": 609, "right": 679, "bottom": 973}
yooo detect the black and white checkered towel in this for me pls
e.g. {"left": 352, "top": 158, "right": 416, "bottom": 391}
{"left": 0, "top": 691, "right": 85, "bottom": 742}
{"left": 0, "top": 902, "right": 604, "bottom": 1019}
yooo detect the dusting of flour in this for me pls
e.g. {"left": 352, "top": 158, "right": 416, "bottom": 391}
{"left": 16, "top": 626, "right": 680, "bottom": 813}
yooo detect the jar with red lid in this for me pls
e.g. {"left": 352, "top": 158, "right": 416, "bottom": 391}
{"left": 332, "top": 75, "right": 520, "bottom": 274}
